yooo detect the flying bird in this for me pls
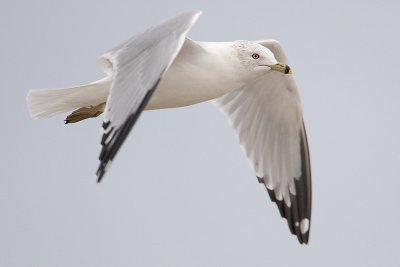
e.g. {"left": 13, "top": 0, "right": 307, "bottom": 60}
{"left": 27, "top": 10, "right": 312, "bottom": 244}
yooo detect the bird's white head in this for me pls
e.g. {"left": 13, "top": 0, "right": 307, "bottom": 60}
{"left": 233, "top": 40, "right": 290, "bottom": 76}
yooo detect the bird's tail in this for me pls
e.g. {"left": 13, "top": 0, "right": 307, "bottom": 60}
{"left": 27, "top": 77, "right": 111, "bottom": 120}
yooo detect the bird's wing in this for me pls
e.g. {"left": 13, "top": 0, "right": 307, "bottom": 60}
{"left": 96, "top": 11, "right": 201, "bottom": 182}
{"left": 215, "top": 54, "right": 311, "bottom": 244}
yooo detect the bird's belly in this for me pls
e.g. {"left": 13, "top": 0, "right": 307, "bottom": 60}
{"left": 145, "top": 65, "right": 238, "bottom": 110}
{"left": 146, "top": 79, "right": 214, "bottom": 110}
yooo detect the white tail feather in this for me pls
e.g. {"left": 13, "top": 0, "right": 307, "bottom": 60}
{"left": 27, "top": 77, "right": 111, "bottom": 119}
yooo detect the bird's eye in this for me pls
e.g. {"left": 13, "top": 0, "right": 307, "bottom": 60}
{"left": 252, "top": 53, "right": 260, "bottom": 59}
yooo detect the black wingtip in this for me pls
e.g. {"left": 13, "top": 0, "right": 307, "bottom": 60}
{"left": 97, "top": 173, "right": 103, "bottom": 183}
{"left": 96, "top": 163, "right": 106, "bottom": 183}
{"left": 261, "top": 181, "right": 311, "bottom": 244}
{"left": 302, "top": 234, "right": 309, "bottom": 245}
{"left": 257, "top": 124, "right": 312, "bottom": 245}
{"left": 270, "top": 192, "right": 310, "bottom": 244}
{"left": 95, "top": 78, "right": 162, "bottom": 183}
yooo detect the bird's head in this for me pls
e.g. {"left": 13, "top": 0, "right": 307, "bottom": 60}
{"left": 233, "top": 40, "right": 292, "bottom": 76}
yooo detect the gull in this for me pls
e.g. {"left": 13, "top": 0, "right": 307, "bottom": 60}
{"left": 27, "top": 10, "right": 312, "bottom": 244}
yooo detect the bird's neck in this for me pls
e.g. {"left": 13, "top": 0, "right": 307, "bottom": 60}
{"left": 193, "top": 41, "right": 251, "bottom": 92}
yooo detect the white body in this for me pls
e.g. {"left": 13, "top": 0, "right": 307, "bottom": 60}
{"left": 147, "top": 42, "right": 251, "bottom": 109}
{"left": 26, "top": 11, "right": 311, "bottom": 244}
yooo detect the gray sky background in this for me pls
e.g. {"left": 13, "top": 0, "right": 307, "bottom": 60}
{"left": 1, "top": 0, "right": 400, "bottom": 266}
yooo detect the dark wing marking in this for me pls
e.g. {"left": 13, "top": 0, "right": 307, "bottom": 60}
{"left": 260, "top": 123, "right": 311, "bottom": 244}
{"left": 96, "top": 78, "right": 161, "bottom": 182}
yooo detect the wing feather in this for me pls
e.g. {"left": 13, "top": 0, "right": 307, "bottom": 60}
{"left": 216, "top": 67, "right": 311, "bottom": 244}
{"left": 96, "top": 11, "right": 201, "bottom": 181}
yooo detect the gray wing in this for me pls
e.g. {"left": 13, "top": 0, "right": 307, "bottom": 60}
{"left": 215, "top": 42, "right": 311, "bottom": 243}
{"left": 96, "top": 11, "right": 201, "bottom": 182}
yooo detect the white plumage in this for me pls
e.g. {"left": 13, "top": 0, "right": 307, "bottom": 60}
{"left": 27, "top": 10, "right": 312, "bottom": 244}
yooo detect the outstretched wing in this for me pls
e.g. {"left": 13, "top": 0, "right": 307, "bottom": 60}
{"left": 96, "top": 11, "right": 201, "bottom": 182}
{"left": 215, "top": 41, "right": 311, "bottom": 243}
